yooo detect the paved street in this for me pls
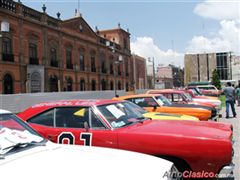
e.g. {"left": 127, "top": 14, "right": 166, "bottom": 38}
{"left": 219, "top": 104, "right": 239, "bottom": 179}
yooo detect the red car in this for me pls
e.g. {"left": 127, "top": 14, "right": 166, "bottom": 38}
{"left": 146, "top": 89, "right": 216, "bottom": 108}
{"left": 18, "top": 99, "right": 234, "bottom": 174}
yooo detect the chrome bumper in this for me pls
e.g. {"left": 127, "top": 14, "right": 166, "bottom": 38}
{"left": 218, "top": 163, "right": 235, "bottom": 178}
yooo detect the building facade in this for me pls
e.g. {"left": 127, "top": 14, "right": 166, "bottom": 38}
{"left": 0, "top": 0, "right": 139, "bottom": 94}
{"left": 232, "top": 55, "right": 240, "bottom": 84}
{"left": 131, "top": 55, "right": 147, "bottom": 90}
{"left": 184, "top": 52, "right": 233, "bottom": 85}
{"left": 155, "top": 64, "right": 183, "bottom": 89}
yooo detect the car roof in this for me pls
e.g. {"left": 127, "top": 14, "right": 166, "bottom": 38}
{"left": 18, "top": 99, "right": 124, "bottom": 120}
{"left": 114, "top": 94, "right": 162, "bottom": 100}
{"left": 30, "top": 99, "right": 122, "bottom": 108}
{"left": 147, "top": 89, "right": 184, "bottom": 94}
{"left": 0, "top": 109, "right": 11, "bottom": 114}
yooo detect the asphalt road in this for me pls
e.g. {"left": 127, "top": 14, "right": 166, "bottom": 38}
{"left": 219, "top": 104, "right": 239, "bottom": 180}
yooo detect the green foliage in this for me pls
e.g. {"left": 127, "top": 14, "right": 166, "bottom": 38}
{"left": 211, "top": 69, "right": 221, "bottom": 90}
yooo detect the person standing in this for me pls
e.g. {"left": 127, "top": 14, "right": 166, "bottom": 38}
{"left": 236, "top": 84, "right": 240, "bottom": 106}
{"left": 222, "top": 82, "right": 237, "bottom": 118}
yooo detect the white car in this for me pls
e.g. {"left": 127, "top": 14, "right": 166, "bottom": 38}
{"left": 0, "top": 109, "right": 178, "bottom": 180}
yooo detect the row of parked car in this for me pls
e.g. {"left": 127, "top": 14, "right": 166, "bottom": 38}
{"left": 0, "top": 87, "right": 234, "bottom": 179}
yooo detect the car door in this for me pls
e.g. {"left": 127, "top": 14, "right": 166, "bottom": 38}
{"left": 27, "top": 107, "right": 118, "bottom": 148}
{"left": 54, "top": 107, "right": 118, "bottom": 149}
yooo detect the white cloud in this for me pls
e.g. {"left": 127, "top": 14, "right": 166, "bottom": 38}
{"left": 187, "top": 1, "right": 240, "bottom": 55}
{"left": 194, "top": 0, "right": 240, "bottom": 21}
{"left": 131, "top": 37, "right": 184, "bottom": 67}
{"left": 186, "top": 20, "right": 240, "bottom": 54}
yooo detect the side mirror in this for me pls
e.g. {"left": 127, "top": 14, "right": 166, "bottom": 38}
{"left": 84, "top": 121, "right": 89, "bottom": 132}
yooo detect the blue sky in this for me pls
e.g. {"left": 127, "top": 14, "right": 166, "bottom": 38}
{"left": 20, "top": 0, "right": 240, "bottom": 67}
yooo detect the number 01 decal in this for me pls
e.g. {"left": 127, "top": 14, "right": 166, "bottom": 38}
{"left": 58, "top": 132, "right": 92, "bottom": 146}
{"left": 80, "top": 132, "right": 92, "bottom": 146}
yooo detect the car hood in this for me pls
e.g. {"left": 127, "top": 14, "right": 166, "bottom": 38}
{"left": 143, "top": 112, "right": 199, "bottom": 121}
{"left": 120, "top": 120, "right": 232, "bottom": 140}
{"left": 0, "top": 142, "right": 172, "bottom": 180}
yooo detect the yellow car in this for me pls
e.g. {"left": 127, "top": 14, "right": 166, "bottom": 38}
{"left": 143, "top": 112, "right": 199, "bottom": 121}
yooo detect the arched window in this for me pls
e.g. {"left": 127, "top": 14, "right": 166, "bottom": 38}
{"left": 30, "top": 72, "right": 41, "bottom": 93}
{"left": 29, "top": 43, "right": 38, "bottom": 65}
{"left": 66, "top": 48, "right": 73, "bottom": 69}
{"left": 79, "top": 53, "right": 85, "bottom": 71}
{"left": 126, "top": 82, "right": 129, "bottom": 91}
{"left": 91, "top": 79, "right": 96, "bottom": 91}
{"left": 118, "top": 81, "right": 121, "bottom": 90}
{"left": 110, "top": 63, "right": 114, "bottom": 74}
{"left": 66, "top": 77, "right": 73, "bottom": 91}
{"left": 49, "top": 75, "right": 58, "bottom": 92}
{"left": 3, "top": 74, "right": 13, "bottom": 94}
{"left": 91, "top": 53, "right": 96, "bottom": 72}
{"left": 80, "top": 79, "right": 85, "bottom": 91}
{"left": 110, "top": 81, "right": 114, "bottom": 90}
{"left": 50, "top": 48, "right": 58, "bottom": 67}
{"left": 101, "top": 79, "right": 106, "bottom": 90}
{"left": 100, "top": 52, "right": 106, "bottom": 73}
{"left": 2, "top": 37, "right": 13, "bottom": 62}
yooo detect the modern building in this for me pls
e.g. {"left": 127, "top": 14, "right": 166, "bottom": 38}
{"left": 184, "top": 52, "right": 233, "bottom": 85}
{"left": 232, "top": 55, "right": 240, "bottom": 85}
{"left": 0, "top": 0, "right": 146, "bottom": 94}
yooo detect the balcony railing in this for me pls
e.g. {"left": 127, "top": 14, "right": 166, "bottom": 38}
{"left": 29, "top": 57, "right": 39, "bottom": 65}
{"left": 0, "top": 0, "right": 16, "bottom": 13}
{"left": 50, "top": 60, "right": 58, "bottom": 67}
{"left": 2, "top": 53, "right": 14, "bottom": 62}
{"left": 22, "top": 6, "right": 41, "bottom": 22}
{"left": 67, "top": 63, "right": 73, "bottom": 69}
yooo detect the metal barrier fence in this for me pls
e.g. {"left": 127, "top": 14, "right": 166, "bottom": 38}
{"left": 0, "top": 89, "right": 148, "bottom": 113}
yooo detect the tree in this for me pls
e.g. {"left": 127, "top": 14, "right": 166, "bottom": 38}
{"left": 211, "top": 69, "right": 221, "bottom": 90}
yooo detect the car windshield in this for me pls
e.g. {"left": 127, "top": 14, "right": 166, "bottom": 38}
{"left": 0, "top": 113, "right": 45, "bottom": 156}
{"left": 155, "top": 95, "right": 172, "bottom": 106}
{"left": 97, "top": 102, "right": 146, "bottom": 128}
{"left": 183, "top": 93, "right": 193, "bottom": 101}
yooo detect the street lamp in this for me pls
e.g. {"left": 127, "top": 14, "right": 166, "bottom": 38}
{"left": 106, "top": 41, "right": 123, "bottom": 97}
{"left": 148, "top": 57, "right": 155, "bottom": 89}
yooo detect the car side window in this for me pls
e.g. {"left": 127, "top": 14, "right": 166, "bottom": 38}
{"left": 27, "top": 109, "right": 54, "bottom": 127}
{"left": 131, "top": 97, "right": 158, "bottom": 107}
{"left": 55, "top": 107, "right": 89, "bottom": 128}
{"left": 164, "top": 94, "right": 173, "bottom": 102}
{"left": 90, "top": 109, "right": 106, "bottom": 129}
{"left": 173, "top": 94, "right": 182, "bottom": 102}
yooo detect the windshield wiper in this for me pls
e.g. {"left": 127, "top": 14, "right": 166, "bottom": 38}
{"left": 135, "top": 117, "right": 150, "bottom": 123}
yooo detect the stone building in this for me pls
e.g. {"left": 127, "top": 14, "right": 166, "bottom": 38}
{"left": 0, "top": 0, "right": 141, "bottom": 94}
{"left": 131, "top": 55, "right": 147, "bottom": 90}
{"left": 184, "top": 52, "right": 232, "bottom": 85}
